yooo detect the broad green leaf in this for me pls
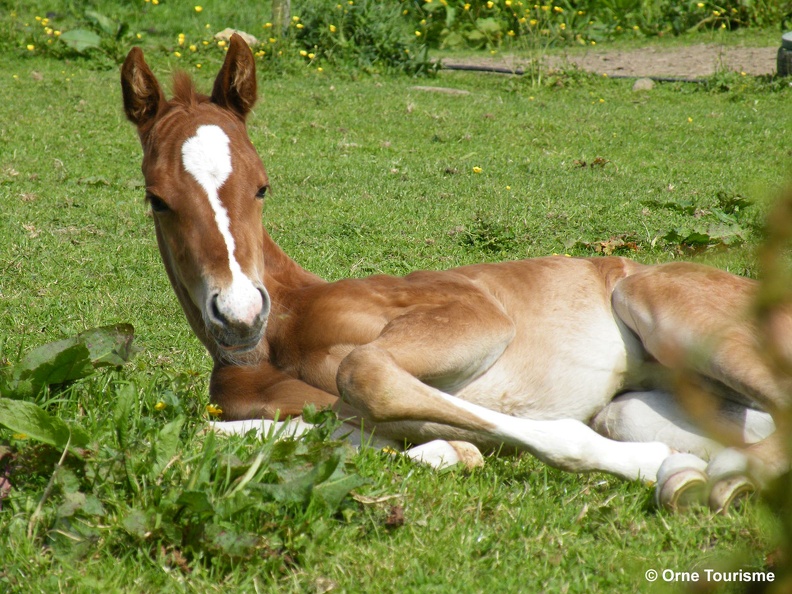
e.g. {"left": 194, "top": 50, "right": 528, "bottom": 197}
{"left": 251, "top": 470, "right": 315, "bottom": 505}
{"left": 122, "top": 508, "right": 152, "bottom": 539}
{"left": 77, "top": 324, "right": 136, "bottom": 368}
{"left": 149, "top": 416, "right": 184, "bottom": 479}
{"left": 476, "top": 17, "right": 501, "bottom": 35}
{"left": 205, "top": 523, "right": 260, "bottom": 558}
{"left": 0, "top": 398, "right": 89, "bottom": 449}
{"left": 176, "top": 490, "right": 215, "bottom": 518}
{"left": 60, "top": 29, "right": 102, "bottom": 53}
{"left": 14, "top": 342, "right": 93, "bottom": 389}
{"left": 313, "top": 473, "right": 368, "bottom": 510}
{"left": 85, "top": 10, "right": 118, "bottom": 37}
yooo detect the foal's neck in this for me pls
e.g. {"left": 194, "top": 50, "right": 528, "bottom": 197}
{"left": 261, "top": 228, "right": 325, "bottom": 294}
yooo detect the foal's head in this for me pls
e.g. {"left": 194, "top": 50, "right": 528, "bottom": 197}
{"left": 122, "top": 35, "right": 269, "bottom": 362}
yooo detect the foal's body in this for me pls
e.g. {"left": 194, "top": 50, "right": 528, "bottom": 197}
{"left": 121, "top": 35, "right": 787, "bottom": 512}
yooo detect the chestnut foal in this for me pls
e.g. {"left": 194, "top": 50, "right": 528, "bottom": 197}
{"left": 121, "top": 35, "right": 786, "bottom": 512}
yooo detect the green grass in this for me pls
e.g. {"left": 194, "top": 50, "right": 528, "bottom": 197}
{"left": 1, "top": 23, "right": 791, "bottom": 594}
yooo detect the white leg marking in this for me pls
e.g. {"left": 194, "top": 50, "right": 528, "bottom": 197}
{"left": 436, "top": 393, "right": 671, "bottom": 481}
{"left": 182, "top": 125, "right": 262, "bottom": 324}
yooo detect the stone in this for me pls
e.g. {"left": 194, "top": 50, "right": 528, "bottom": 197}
{"left": 632, "top": 77, "right": 655, "bottom": 91}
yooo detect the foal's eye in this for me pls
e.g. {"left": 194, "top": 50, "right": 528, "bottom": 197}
{"left": 147, "top": 194, "right": 170, "bottom": 213}
{"left": 255, "top": 186, "right": 268, "bottom": 200}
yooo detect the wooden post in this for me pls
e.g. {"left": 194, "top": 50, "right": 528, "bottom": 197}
{"left": 272, "top": 0, "right": 291, "bottom": 36}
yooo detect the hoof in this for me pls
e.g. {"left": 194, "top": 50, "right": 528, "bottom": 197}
{"left": 655, "top": 453, "right": 708, "bottom": 510}
{"left": 708, "top": 475, "right": 755, "bottom": 514}
{"left": 407, "top": 440, "right": 483, "bottom": 470}
{"left": 447, "top": 441, "right": 485, "bottom": 470}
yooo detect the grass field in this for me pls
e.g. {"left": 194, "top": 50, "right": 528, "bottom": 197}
{"left": 1, "top": 12, "right": 792, "bottom": 593}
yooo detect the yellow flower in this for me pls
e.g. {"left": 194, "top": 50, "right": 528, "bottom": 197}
{"left": 472, "top": 166, "right": 482, "bottom": 174}
{"left": 415, "top": 31, "right": 421, "bottom": 36}
{"left": 529, "top": 19, "right": 538, "bottom": 25}
{"left": 174, "top": 51, "right": 182, "bottom": 57}
{"left": 152, "top": 0, "right": 159, "bottom": 5}
{"left": 506, "top": 185, "right": 511, "bottom": 190}
{"left": 507, "top": 30, "right": 515, "bottom": 36}
{"left": 268, "top": 37, "right": 276, "bottom": 43}
{"left": 308, "top": 52, "right": 315, "bottom": 59}
{"left": 560, "top": 23, "right": 565, "bottom": 30}
{"left": 263, "top": 22, "right": 272, "bottom": 28}
{"left": 154, "top": 401, "right": 167, "bottom": 411}
{"left": 687, "top": 117, "right": 693, "bottom": 123}
{"left": 317, "top": 67, "right": 324, "bottom": 72}
{"left": 26, "top": 44, "right": 34, "bottom": 51}
{"left": 553, "top": 5, "right": 563, "bottom": 12}
{"left": 329, "top": 24, "right": 337, "bottom": 32}
{"left": 697, "top": 2, "right": 704, "bottom": 7}
{"left": 486, "top": 1, "right": 494, "bottom": 7}
{"left": 218, "top": 40, "right": 227, "bottom": 47}
{"left": 206, "top": 404, "right": 223, "bottom": 417}
{"left": 300, "top": 50, "right": 308, "bottom": 56}
{"left": 296, "top": 23, "right": 304, "bottom": 29}
{"left": 292, "top": 15, "right": 300, "bottom": 21}
{"left": 189, "top": 44, "right": 197, "bottom": 51}
{"left": 41, "top": 18, "right": 49, "bottom": 26}
{"left": 54, "top": 30, "right": 61, "bottom": 36}
{"left": 194, "top": 5, "right": 203, "bottom": 12}
{"left": 12, "top": 433, "right": 27, "bottom": 440}
{"left": 196, "top": 63, "right": 202, "bottom": 68}
{"left": 464, "top": 3, "right": 470, "bottom": 9}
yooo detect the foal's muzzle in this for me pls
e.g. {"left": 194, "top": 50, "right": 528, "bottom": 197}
{"left": 205, "top": 284, "right": 270, "bottom": 352}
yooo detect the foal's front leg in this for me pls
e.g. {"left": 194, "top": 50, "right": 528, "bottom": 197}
{"left": 336, "top": 295, "right": 673, "bottom": 482}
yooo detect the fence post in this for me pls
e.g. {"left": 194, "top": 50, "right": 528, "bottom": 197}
{"left": 272, "top": 0, "right": 291, "bottom": 36}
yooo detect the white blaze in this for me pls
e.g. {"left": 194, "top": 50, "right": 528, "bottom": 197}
{"left": 181, "top": 125, "right": 262, "bottom": 325}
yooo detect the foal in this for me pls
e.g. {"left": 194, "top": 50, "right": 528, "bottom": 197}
{"left": 121, "top": 35, "right": 787, "bottom": 512}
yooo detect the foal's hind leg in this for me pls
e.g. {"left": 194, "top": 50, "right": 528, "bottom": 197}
{"left": 592, "top": 390, "right": 775, "bottom": 508}
{"left": 612, "top": 263, "right": 790, "bottom": 510}
{"left": 336, "top": 294, "right": 673, "bottom": 482}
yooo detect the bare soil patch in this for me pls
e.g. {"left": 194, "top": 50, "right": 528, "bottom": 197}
{"left": 443, "top": 44, "right": 778, "bottom": 80}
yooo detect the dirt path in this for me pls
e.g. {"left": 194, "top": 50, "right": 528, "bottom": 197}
{"left": 443, "top": 44, "right": 778, "bottom": 80}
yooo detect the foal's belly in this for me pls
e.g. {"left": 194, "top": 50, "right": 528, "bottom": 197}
{"left": 455, "top": 304, "right": 637, "bottom": 423}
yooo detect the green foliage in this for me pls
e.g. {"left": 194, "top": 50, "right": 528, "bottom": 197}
{"left": 0, "top": 332, "right": 366, "bottom": 576}
{"left": 292, "top": 0, "right": 434, "bottom": 73}
{"left": 405, "top": 0, "right": 792, "bottom": 51}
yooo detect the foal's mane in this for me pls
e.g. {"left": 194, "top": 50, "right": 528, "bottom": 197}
{"left": 170, "top": 71, "right": 210, "bottom": 109}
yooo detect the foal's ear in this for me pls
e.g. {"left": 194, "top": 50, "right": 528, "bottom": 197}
{"left": 210, "top": 33, "right": 257, "bottom": 121}
{"left": 121, "top": 47, "right": 166, "bottom": 130}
